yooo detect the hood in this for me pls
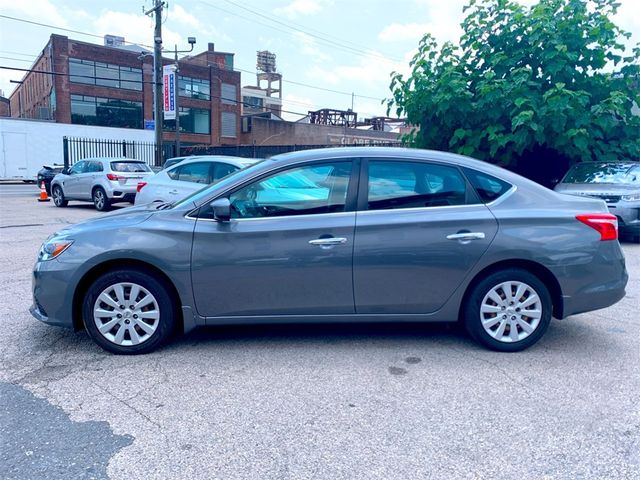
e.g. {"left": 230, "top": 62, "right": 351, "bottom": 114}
{"left": 53, "top": 204, "right": 159, "bottom": 238}
{"left": 554, "top": 183, "right": 639, "bottom": 195}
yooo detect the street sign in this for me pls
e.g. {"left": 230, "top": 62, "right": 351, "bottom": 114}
{"left": 163, "top": 65, "right": 176, "bottom": 120}
{"left": 144, "top": 119, "right": 155, "bottom": 130}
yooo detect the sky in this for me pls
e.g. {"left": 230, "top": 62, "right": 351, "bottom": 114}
{"left": 0, "top": 0, "right": 638, "bottom": 121}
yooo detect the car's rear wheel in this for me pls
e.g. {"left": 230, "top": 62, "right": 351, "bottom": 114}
{"left": 93, "top": 187, "right": 110, "bottom": 211}
{"left": 82, "top": 269, "right": 176, "bottom": 354}
{"left": 463, "top": 269, "right": 552, "bottom": 352}
{"left": 52, "top": 185, "right": 68, "bottom": 207}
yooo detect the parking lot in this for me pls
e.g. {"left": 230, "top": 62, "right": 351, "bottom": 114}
{"left": 1, "top": 183, "right": 639, "bottom": 480}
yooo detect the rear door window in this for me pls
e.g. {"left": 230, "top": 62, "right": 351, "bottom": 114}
{"left": 463, "top": 168, "right": 512, "bottom": 203}
{"left": 213, "top": 163, "right": 239, "bottom": 182}
{"left": 367, "top": 161, "right": 469, "bottom": 210}
{"left": 168, "top": 162, "right": 211, "bottom": 184}
{"left": 110, "top": 161, "right": 151, "bottom": 173}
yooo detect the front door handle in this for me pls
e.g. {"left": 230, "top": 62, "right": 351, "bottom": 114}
{"left": 308, "top": 237, "right": 348, "bottom": 248}
{"left": 169, "top": 189, "right": 179, "bottom": 194}
{"left": 446, "top": 232, "right": 485, "bottom": 241}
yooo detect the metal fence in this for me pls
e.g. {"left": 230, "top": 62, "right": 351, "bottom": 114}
{"left": 62, "top": 136, "right": 175, "bottom": 167}
{"left": 62, "top": 137, "right": 402, "bottom": 168}
{"left": 182, "top": 142, "right": 402, "bottom": 159}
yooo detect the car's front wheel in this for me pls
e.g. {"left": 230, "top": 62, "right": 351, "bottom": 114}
{"left": 82, "top": 269, "right": 177, "bottom": 354}
{"left": 52, "top": 185, "right": 68, "bottom": 207}
{"left": 92, "top": 187, "right": 111, "bottom": 211}
{"left": 463, "top": 269, "right": 552, "bottom": 352}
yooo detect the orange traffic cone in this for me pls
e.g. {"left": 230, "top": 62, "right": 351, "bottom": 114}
{"left": 38, "top": 181, "right": 50, "bottom": 202}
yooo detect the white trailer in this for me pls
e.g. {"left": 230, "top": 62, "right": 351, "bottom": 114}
{"left": 0, "top": 118, "right": 154, "bottom": 181}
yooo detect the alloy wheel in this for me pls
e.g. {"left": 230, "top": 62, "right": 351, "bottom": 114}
{"left": 53, "top": 187, "right": 63, "bottom": 206}
{"left": 92, "top": 282, "right": 160, "bottom": 346}
{"left": 94, "top": 190, "right": 105, "bottom": 210}
{"left": 480, "top": 281, "right": 542, "bottom": 343}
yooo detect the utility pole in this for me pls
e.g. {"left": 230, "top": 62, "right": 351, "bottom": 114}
{"left": 145, "top": 0, "right": 165, "bottom": 167}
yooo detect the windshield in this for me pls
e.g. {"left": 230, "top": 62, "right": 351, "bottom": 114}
{"left": 111, "top": 161, "right": 152, "bottom": 173}
{"left": 562, "top": 163, "right": 640, "bottom": 184}
{"left": 172, "top": 159, "right": 266, "bottom": 208}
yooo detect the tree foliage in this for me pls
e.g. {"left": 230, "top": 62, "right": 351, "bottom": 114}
{"left": 388, "top": 0, "right": 640, "bottom": 179}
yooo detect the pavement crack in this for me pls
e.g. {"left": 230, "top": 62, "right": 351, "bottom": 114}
{"left": 89, "top": 380, "right": 163, "bottom": 430}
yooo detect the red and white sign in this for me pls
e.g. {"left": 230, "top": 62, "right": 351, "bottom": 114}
{"left": 162, "top": 65, "right": 176, "bottom": 120}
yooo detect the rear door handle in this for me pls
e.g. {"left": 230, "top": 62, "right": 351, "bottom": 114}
{"left": 308, "top": 237, "right": 348, "bottom": 247}
{"left": 446, "top": 232, "right": 485, "bottom": 241}
{"left": 169, "top": 189, "right": 179, "bottom": 194}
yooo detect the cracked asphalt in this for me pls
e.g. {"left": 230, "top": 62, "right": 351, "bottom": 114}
{"left": 1, "top": 185, "right": 639, "bottom": 479}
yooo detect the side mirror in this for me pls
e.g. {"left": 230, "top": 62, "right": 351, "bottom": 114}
{"left": 62, "top": 167, "right": 70, "bottom": 175}
{"left": 210, "top": 198, "right": 231, "bottom": 222}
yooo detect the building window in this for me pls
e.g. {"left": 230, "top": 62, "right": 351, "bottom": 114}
{"left": 178, "top": 76, "right": 210, "bottom": 100}
{"left": 70, "top": 94, "right": 143, "bottom": 128}
{"left": 221, "top": 83, "right": 237, "bottom": 105}
{"left": 163, "top": 107, "right": 211, "bottom": 134}
{"left": 243, "top": 96, "right": 263, "bottom": 110}
{"left": 221, "top": 111, "right": 237, "bottom": 137}
{"left": 69, "top": 58, "right": 142, "bottom": 91}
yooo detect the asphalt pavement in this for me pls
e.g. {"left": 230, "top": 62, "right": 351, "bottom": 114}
{"left": 0, "top": 184, "right": 639, "bottom": 480}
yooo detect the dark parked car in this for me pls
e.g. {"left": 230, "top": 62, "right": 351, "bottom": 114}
{"left": 31, "top": 148, "right": 627, "bottom": 355}
{"left": 37, "top": 165, "right": 64, "bottom": 195}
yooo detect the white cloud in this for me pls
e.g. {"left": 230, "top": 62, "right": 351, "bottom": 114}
{"left": 274, "top": 0, "right": 331, "bottom": 19}
{"left": 0, "top": 0, "right": 70, "bottom": 28}
{"left": 169, "top": 3, "right": 232, "bottom": 43}
{"left": 292, "top": 32, "right": 331, "bottom": 61}
{"left": 378, "top": 23, "right": 430, "bottom": 43}
{"left": 92, "top": 11, "right": 182, "bottom": 50}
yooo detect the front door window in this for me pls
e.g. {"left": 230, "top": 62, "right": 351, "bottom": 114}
{"left": 229, "top": 161, "right": 353, "bottom": 219}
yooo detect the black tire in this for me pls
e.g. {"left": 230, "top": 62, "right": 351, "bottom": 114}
{"left": 52, "top": 185, "right": 68, "bottom": 207}
{"left": 82, "top": 268, "right": 177, "bottom": 354}
{"left": 92, "top": 187, "right": 111, "bottom": 211}
{"left": 463, "top": 268, "right": 552, "bottom": 352}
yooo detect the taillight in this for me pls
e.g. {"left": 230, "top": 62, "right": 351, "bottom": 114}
{"left": 576, "top": 214, "right": 618, "bottom": 241}
{"left": 137, "top": 181, "right": 147, "bottom": 193}
{"left": 106, "top": 173, "right": 125, "bottom": 181}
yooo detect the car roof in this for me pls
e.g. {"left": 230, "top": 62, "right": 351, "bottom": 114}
{"left": 167, "top": 156, "right": 261, "bottom": 169}
{"left": 79, "top": 157, "right": 146, "bottom": 163}
{"left": 268, "top": 147, "right": 522, "bottom": 179}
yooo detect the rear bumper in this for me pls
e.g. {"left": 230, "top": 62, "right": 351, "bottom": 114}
{"left": 561, "top": 271, "right": 627, "bottom": 317}
{"left": 558, "top": 241, "right": 628, "bottom": 318}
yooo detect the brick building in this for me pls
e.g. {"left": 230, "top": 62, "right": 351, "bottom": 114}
{"left": 8, "top": 34, "right": 242, "bottom": 146}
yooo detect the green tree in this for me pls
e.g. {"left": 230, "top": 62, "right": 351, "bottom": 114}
{"left": 388, "top": 0, "right": 640, "bottom": 184}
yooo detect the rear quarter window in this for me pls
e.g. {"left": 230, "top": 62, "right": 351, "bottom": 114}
{"left": 110, "top": 161, "right": 151, "bottom": 173}
{"left": 463, "top": 168, "right": 512, "bottom": 203}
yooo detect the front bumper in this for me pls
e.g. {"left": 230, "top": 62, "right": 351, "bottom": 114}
{"left": 30, "top": 259, "right": 78, "bottom": 329}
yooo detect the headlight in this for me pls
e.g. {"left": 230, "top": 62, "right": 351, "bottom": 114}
{"left": 621, "top": 193, "right": 640, "bottom": 202}
{"left": 38, "top": 239, "right": 74, "bottom": 261}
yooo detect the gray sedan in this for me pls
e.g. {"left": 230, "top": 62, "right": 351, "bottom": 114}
{"left": 31, "top": 148, "right": 627, "bottom": 354}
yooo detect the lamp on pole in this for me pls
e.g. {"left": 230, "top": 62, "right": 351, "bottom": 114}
{"left": 173, "top": 37, "right": 196, "bottom": 157}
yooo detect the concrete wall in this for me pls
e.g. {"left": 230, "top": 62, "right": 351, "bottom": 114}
{"left": 240, "top": 117, "right": 400, "bottom": 146}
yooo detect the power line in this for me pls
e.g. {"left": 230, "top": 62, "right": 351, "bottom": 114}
{"left": 0, "top": 14, "right": 389, "bottom": 104}
{"left": 0, "top": 64, "right": 312, "bottom": 118}
{"left": 218, "top": 0, "right": 402, "bottom": 64}
{"left": 0, "top": 14, "right": 154, "bottom": 49}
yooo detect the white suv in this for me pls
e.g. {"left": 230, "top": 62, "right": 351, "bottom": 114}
{"left": 51, "top": 157, "right": 155, "bottom": 211}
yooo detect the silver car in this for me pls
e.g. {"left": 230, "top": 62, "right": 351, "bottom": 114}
{"left": 134, "top": 156, "right": 259, "bottom": 206}
{"left": 51, "top": 157, "right": 155, "bottom": 211}
{"left": 554, "top": 162, "right": 640, "bottom": 239}
{"left": 32, "top": 147, "right": 627, "bottom": 355}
